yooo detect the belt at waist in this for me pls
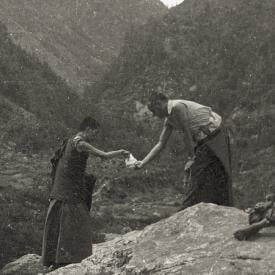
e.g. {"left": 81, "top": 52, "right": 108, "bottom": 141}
{"left": 196, "top": 125, "right": 223, "bottom": 148}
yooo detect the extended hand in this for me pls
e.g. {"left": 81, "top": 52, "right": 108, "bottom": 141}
{"left": 134, "top": 160, "right": 144, "bottom": 169}
{"left": 184, "top": 158, "right": 194, "bottom": 171}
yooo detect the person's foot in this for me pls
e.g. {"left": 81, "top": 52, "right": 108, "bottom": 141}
{"left": 37, "top": 265, "right": 54, "bottom": 274}
{"left": 53, "top": 263, "right": 68, "bottom": 270}
{"left": 46, "top": 265, "right": 55, "bottom": 272}
{"left": 233, "top": 230, "right": 247, "bottom": 241}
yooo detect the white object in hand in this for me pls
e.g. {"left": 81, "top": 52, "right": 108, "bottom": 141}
{"left": 125, "top": 154, "right": 138, "bottom": 168}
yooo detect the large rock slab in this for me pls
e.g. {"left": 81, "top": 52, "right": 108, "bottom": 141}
{"left": 1, "top": 254, "right": 47, "bottom": 275}
{"left": 90, "top": 169, "right": 183, "bottom": 236}
{"left": 2, "top": 203, "right": 275, "bottom": 275}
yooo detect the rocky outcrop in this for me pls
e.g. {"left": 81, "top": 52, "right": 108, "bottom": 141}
{"left": 2, "top": 203, "right": 275, "bottom": 274}
{"left": 90, "top": 168, "right": 183, "bottom": 236}
{"left": 1, "top": 254, "right": 46, "bottom": 275}
{"left": 91, "top": 0, "right": 275, "bottom": 210}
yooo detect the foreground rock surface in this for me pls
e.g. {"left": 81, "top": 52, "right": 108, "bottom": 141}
{"left": 2, "top": 203, "right": 275, "bottom": 275}
{"left": 1, "top": 254, "right": 46, "bottom": 275}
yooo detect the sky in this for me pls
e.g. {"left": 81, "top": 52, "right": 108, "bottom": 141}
{"left": 160, "top": 0, "right": 184, "bottom": 8}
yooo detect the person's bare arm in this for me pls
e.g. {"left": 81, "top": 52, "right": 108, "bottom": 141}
{"left": 77, "top": 141, "right": 128, "bottom": 159}
{"left": 136, "top": 122, "right": 173, "bottom": 168}
{"left": 234, "top": 218, "right": 271, "bottom": 241}
{"left": 173, "top": 104, "right": 195, "bottom": 158}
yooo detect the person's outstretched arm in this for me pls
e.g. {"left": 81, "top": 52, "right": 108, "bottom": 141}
{"left": 76, "top": 141, "right": 129, "bottom": 159}
{"left": 136, "top": 122, "right": 172, "bottom": 168}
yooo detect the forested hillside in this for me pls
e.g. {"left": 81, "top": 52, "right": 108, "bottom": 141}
{"left": 0, "top": 0, "right": 168, "bottom": 268}
{"left": 89, "top": 0, "right": 275, "bottom": 206}
{"left": 0, "top": 20, "right": 88, "bottom": 267}
{"left": 0, "top": 22, "right": 90, "bottom": 152}
{"left": 0, "top": 0, "right": 167, "bottom": 93}
{"left": 1, "top": 0, "right": 275, "bottom": 270}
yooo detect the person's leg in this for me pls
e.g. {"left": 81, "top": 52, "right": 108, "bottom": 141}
{"left": 203, "top": 126, "right": 233, "bottom": 206}
{"left": 181, "top": 145, "right": 210, "bottom": 210}
{"left": 205, "top": 152, "right": 231, "bottom": 206}
{"left": 41, "top": 200, "right": 62, "bottom": 267}
{"left": 180, "top": 144, "right": 230, "bottom": 210}
{"left": 55, "top": 201, "right": 93, "bottom": 264}
{"left": 52, "top": 263, "right": 68, "bottom": 270}
{"left": 234, "top": 219, "right": 271, "bottom": 240}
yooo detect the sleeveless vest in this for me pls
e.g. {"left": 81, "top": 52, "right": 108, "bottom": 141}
{"left": 165, "top": 99, "right": 222, "bottom": 142}
{"left": 50, "top": 134, "right": 89, "bottom": 202}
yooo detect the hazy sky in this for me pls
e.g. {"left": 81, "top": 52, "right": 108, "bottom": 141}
{"left": 160, "top": 0, "right": 184, "bottom": 8}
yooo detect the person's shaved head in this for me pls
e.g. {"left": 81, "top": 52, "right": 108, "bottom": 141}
{"left": 147, "top": 92, "right": 169, "bottom": 118}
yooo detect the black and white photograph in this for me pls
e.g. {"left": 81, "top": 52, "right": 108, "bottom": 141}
{"left": 0, "top": 0, "right": 275, "bottom": 274}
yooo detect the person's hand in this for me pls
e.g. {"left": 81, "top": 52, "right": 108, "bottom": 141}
{"left": 119, "top": 149, "right": 130, "bottom": 158}
{"left": 134, "top": 160, "right": 144, "bottom": 169}
{"left": 184, "top": 157, "right": 194, "bottom": 172}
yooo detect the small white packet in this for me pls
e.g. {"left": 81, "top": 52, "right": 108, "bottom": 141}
{"left": 125, "top": 153, "right": 138, "bottom": 169}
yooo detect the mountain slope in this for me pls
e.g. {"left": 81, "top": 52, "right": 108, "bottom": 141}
{"left": 90, "top": 0, "right": 275, "bottom": 206}
{"left": 0, "top": 22, "right": 90, "bottom": 152}
{"left": 0, "top": 0, "right": 167, "bottom": 93}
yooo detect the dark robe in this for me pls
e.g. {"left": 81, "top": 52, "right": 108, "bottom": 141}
{"left": 41, "top": 134, "right": 93, "bottom": 267}
{"left": 181, "top": 125, "right": 233, "bottom": 209}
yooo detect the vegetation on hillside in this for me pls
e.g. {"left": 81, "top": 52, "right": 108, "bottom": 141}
{"left": 0, "top": 0, "right": 167, "bottom": 91}
{"left": 0, "top": 2, "right": 166, "bottom": 268}
{"left": 0, "top": 22, "right": 94, "bottom": 152}
{"left": 2, "top": 0, "right": 275, "bottom": 269}
{"left": 94, "top": 0, "right": 275, "bottom": 109}
{"left": 88, "top": 0, "right": 275, "bottom": 206}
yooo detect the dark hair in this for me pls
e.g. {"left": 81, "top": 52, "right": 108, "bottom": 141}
{"left": 80, "top": 116, "right": 100, "bottom": 131}
{"left": 148, "top": 92, "right": 168, "bottom": 111}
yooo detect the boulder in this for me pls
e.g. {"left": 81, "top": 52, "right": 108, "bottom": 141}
{"left": 1, "top": 254, "right": 47, "bottom": 275}
{"left": 2, "top": 203, "right": 275, "bottom": 275}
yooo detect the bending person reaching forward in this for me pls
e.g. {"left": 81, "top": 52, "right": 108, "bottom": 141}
{"left": 135, "top": 93, "right": 233, "bottom": 209}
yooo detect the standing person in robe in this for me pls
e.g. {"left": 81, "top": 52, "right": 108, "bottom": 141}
{"left": 135, "top": 92, "right": 233, "bottom": 208}
{"left": 42, "top": 116, "right": 129, "bottom": 270}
